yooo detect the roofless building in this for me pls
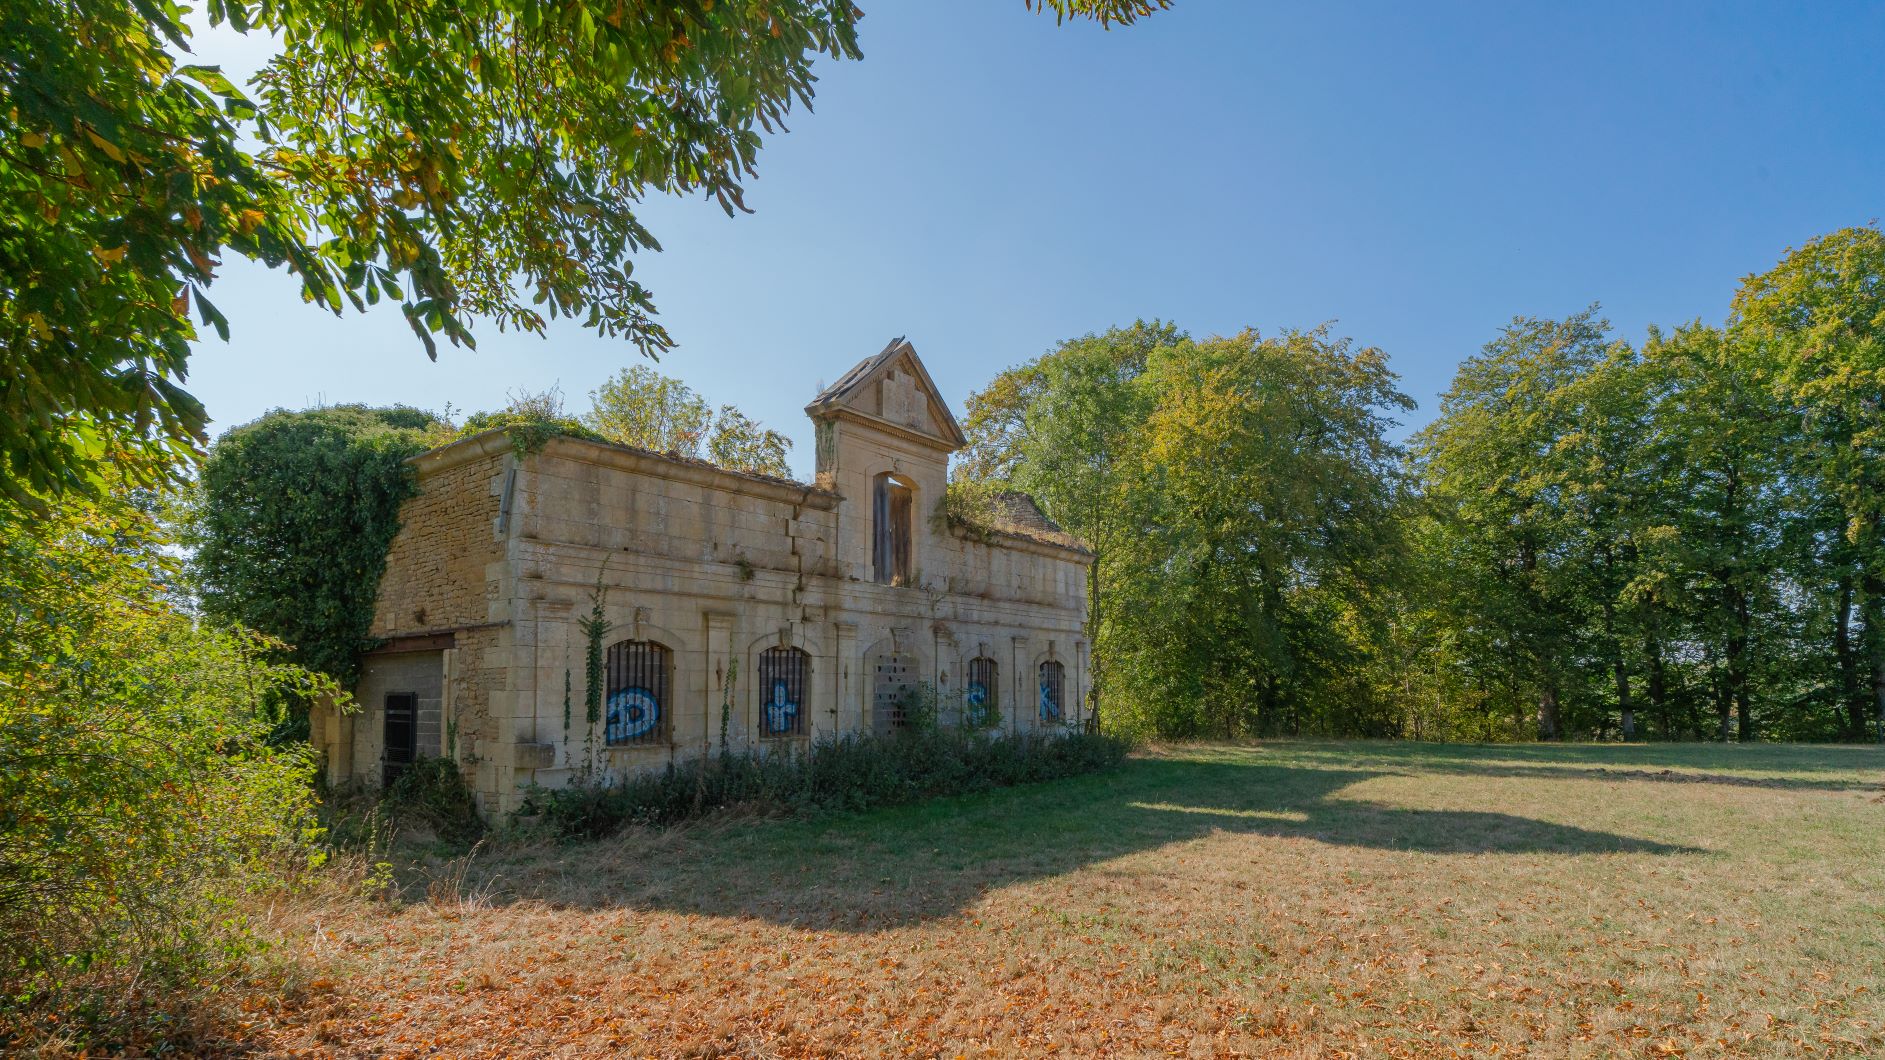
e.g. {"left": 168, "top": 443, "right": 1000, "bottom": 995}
{"left": 311, "top": 339, "right": 1093, "bottom": 812}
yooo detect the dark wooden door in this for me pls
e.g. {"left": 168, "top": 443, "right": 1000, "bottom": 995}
{"left": 382, "top": 691, "right": 418, "bottom": 787}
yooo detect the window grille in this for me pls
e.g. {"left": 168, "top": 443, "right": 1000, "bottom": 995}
{"left": 758, "top": 647, "right": 809, "bottom": 737}
{"left": 383, "top": 691, "right": 417, "bottom": 787}
{"left": 872, "top": 652, "right": 915, "bottom": 736}
{"left": 966, "top": 657, "right": 999, "bottom": 727}
{"left": 1038, "top": 660, "right": 1065, "bottom": 724}
{"left": 605, "top": 640, "right": 670, "bottom": 746}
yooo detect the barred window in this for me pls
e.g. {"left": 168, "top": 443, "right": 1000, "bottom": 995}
{"left": 382, "top": 692, "right": 418, "bottom": 787}
{"left": 966, "top": 657, "right": 999, "bottom": 727}
{"left": 758, "top": 647, "right": 809, "bottom": 737}
{"left": 605, "top": 640, "right": 670, "bottom": 746}
{"left": 1038, "top": 660, "right": 1065, "bottom": 724}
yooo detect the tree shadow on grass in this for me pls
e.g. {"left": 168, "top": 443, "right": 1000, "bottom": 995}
{"left": 472, "top": 755, "right": 1704, "bottom": 931}
{"left": 1262, "top": 743, "right": 1885, "bottom": 793}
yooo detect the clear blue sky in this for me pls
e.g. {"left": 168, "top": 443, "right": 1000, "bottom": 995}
{"left": 188, "top": 1, "right": 1885, "bottom": 478}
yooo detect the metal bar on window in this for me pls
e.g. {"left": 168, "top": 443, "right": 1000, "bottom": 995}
{"left": 760, "top": 647, "right": 807, "bottom": 737}
{"left": 1039, "top": 661, "right": 1064, "bottom": 724}
{"left": 967, "top": 657, "right": 998, "bottom": 728}
{"left": 383, "top": 692, "right": 418, "bottom": 786}
{"left": 606, "top": 640, "right": 667, "bottom": 746}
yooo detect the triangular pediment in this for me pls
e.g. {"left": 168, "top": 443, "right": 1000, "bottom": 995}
{"left": 805, "top": 337, "right": 967, "bottom": 450}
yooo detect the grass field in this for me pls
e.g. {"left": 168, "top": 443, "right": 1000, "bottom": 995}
{"left": 254, "top": 741, "right": 1885, "bottom": 1058}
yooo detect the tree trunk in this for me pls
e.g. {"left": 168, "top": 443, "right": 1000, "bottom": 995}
{"left": 1222, "top": 673, "right": 1238, "bottom": 741}
{"left": 1537, "top": 684, "right": 1561, "bottom": 741}
{"left": 1836, "top": 575, "right": 1865, "bottom": 739}
{"left": 1874, "top": 635, "right": 1885, "bottom": 745}
{"left": 1616, "top": 657, "right": 1635, "bottom": 742}
{"left": 1257, "top": 676, "right": 1283, "bottom": 739}
{"left": 1726, "top": 585, "right": 1752, "bottom": 742}
{"left": 1087, "top": 554, "right": 1102, "bottom": 731}
{"left": 1645, "top": 633, "right": 1669, "bottom": 740}
{"left": 1605, "top": 602, "right": 1634, "bottom": 741}
{"left": 1866, "top": 579, "right": 1885, "bottom": 744}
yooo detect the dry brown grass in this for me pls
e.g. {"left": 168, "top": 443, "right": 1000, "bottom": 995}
{"left": 240, "top": 741, "right": 1885, "bottom": 1058}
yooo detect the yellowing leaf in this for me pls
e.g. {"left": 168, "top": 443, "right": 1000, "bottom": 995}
{"left": 83, "top": 127, "right": 126, "bottom": 163}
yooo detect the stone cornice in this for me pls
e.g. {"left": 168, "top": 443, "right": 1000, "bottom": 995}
{"left": 813, "top": 406, "right": 961, "bottom": 454}
{"left": 947, "top": 520, "right": 1095, "bottom": 564}
{"left": 410, "top": 429, "right": 514, "bottom": 475}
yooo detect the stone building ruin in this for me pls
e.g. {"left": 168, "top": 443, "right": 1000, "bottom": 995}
{"left": 310, "top": 339, "right": 1093, "bottom": 812}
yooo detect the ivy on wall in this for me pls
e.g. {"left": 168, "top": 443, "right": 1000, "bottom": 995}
{"left": 187, "top": 400, "right": 619, "bottom": 731}
{"left": 187, "top": 406, "right": 446, "bottom": 709}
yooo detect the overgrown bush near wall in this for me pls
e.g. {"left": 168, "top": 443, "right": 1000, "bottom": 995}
{"left": 382, "top": 757, "right": 487, "bottom": 846}
{"left": 0, "top": 499, "right": 329, "bottom": 1045}
{"left": 520, "top": 726, "right": 1131, "bottom": 840}
{"left": 186, "top": 405, "right": 448, "bottom": 737}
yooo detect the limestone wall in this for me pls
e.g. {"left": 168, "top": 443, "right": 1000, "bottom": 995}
{"left": 323, "top": 424, "right": 1092, "bottom": 814}
{"left": 318, "top": 434, "right": 517, "bottom": 796}
{"left": 369, "top": 434, "right": 510, "bottom": 636}
{"left": 491, "top": 434, "right": 1091, "bottom": 808}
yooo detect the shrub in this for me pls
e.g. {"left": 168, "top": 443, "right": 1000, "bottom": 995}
{"left": 0, "top": 499, "right": 329, "bottom": 1044}
{"left": 457, "top": 407, "right": 606, "bottom": 453}
{"left": 519, "top": 724, "right": 1132, "bottom": 840}
{"left": 383, "top": 757, "right": 486, "bottom": 846}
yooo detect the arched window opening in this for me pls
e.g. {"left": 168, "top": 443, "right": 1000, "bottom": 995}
{"left": 966, "top": 656, "right": 999, "bottom": 728}
{"left": 758, "top": 646, "right": 810, "bottom": 737}
{"left": 1038, "top": 660, "right": 1065, "bottom": 725}
{"left": 605, "top": 640, "right": 671, "bottom": 746}
{"left": 872, "top": 472, "right": 915, "bottom": 586}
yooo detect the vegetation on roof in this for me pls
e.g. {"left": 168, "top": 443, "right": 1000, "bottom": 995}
{"left": 941, "top": 477, "right": 1088, "bottom": 552}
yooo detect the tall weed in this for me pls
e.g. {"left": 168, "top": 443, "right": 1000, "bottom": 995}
{"left": 520, "top": 725, "right": 1131, "bottom": 840}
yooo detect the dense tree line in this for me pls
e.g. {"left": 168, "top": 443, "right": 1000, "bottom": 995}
{"left": 963, "top": 226, "right": 1885, "bottom": 742}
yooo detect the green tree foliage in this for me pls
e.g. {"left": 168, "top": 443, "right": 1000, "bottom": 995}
{"left": 457, "top": 386, "right": 606, "bottom": 452}
{"left": 585, "top": 363, "right": 792, "bottom": 477}
{"left": 587, "top": 365, "right": 712, "bottom": 454}
{"left": 1414, "top": 310, "right": 1619, "bottom": 740}
{"left": 958, "top": 321, "right": 1175, "bottom": 720}
{"left": 1108, "top": 329, "right": 1412, "bottom": 738}
{"left": 0, "top": 497, "right": 328, "bottom": 1031}
{"left": 1637, "top": 324, "right": 1792, "bottom": 741}
{"left": 706, "top": 405, "right": 793, "bottom": 479}
{"left": 1399, "top": 229, "right": 1882, "bottom": 743}
{"left": 186, "top": 406, "right": 446, "bottom": 710}
{"left": 1, "top": 0, "right": 1165, "bottom": 511}
{"left": 962, "top": 324, "right": 1413, "bottom": 739}
{"left": 969, "top": 226, "right": 1882, "bottom": 744}
{"left": 1731, "top": 226, "right": 1885, "bottom": 739}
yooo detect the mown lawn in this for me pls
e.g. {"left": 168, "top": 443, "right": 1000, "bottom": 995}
{"left": 258, "top": 741, "right": 1885, "bottom": 1057}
